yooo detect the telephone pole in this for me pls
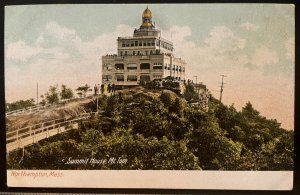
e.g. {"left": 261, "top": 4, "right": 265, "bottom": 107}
{"left": 219, "top": 75, "right": 226, "bottom": 103}
{"left": 37, "top": 83, "right": 39, "bottom": 105}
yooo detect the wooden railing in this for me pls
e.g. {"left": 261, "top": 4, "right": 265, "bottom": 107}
{"left": 6, "top": 112, "right": 97, "bottom": 152}
{"left": 6, "top": 96, "right": 93, "bottom": 117}
{"left": 6, "top": 104, "right": 52, "bottom": 116}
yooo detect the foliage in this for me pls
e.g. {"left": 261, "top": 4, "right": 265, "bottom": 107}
{"left": 45, "top": 85, "right": 60, "bottom": 104}
{"left": 7, "top": 87, "right": 293, "bottom": 170}
{"left": 6, "top": 98, "right": 35, "bottom": 112}
{"left": 76, "top": 84, "right": 91, "bottom": 97}
{"left": 60, "top": 84, "right": 74, "bottom": 99}
{"left": 183, "top": 80, "right": 199, "bottom": 102}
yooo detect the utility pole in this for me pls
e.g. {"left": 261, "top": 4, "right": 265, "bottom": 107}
{"left": 219, "top": 75, "right": 226, "bottom": 103}
{"left": 37, "top": 83, "right": 39, "bottom": 105}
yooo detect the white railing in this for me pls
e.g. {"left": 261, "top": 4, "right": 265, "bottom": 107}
{"left": 6, "top": 112, "right": 97, "bottom": 152}
{"left": 6, "top": 95, "right": 93, "bottom": 117}
{"left": 6, "top": 104, "right": 52, "bottom": 116}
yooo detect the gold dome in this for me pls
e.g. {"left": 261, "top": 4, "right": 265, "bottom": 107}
{"left": 141, "top": 22, "right": 153, "bottom": 28}
{"left": 142, "top": 7, "right": 152, "bottom": 18}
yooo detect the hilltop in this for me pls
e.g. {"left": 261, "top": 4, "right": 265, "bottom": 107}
{"left": 7, "top": 84, "right": 293, "bottom": 171}
{"left": 6, "top": 86, "right": 179, "bottom": 130}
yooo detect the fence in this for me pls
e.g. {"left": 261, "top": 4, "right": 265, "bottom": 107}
{"left": 6, "top": 96, "right": 94, "bottom": 117}
{"left": 6, "top": 112, "right": 97, "bottom": 152}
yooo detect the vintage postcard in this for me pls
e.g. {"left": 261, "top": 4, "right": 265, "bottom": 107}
{"left": 5, "top": 4, "right": 294, "bottom": 190}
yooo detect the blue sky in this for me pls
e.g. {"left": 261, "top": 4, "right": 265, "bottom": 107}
{"left": 5, "top": 4, "right": 294, "bottom": 129}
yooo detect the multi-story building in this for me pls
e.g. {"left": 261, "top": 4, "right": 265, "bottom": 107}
{"left": 102, "top": 7, "right": 187, "bottom": 87}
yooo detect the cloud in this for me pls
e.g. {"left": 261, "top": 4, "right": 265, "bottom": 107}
{"left": 6, "top": 41, "right": 43, "bottom": 61}
{"left": 240, "top": 22, "right": 259, "bottom": 31}
{"left": 161, "top": 25, "right": 247, "bottom": 74}
{"left": 204, "top": 26, "right": 246, "bottom": 53}
{"left": 39, "top": 23, "right": 70, "bottom": 43}
{"left": 285, "top": 37, "right": 295, "bottom": 61}
{"left": 5, "top": 21, "right": 133, "bottom": 103}
{"left": 250, "top": 46, "right": 279, "bottom": 67}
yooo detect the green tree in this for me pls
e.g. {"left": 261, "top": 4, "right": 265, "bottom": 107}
{"left": 60, "top": 84, "right": 74, "bottom": 99}
{"left": 183, "top": 81, "right": 199, "bottom": 102}
{"left": 39, "top": 95, "right": 47, "bottom": 106}
{"left": 45, "top": 85, "right": 59, "bottom": 104}
{"left": 6, "top": 87, "right": 293, "bottom": 171}
{"left": 76, "top": 84, "right": 91, "bottom": 97}
{"left": 6, "top": 98, "right": 35, "bottom": 112}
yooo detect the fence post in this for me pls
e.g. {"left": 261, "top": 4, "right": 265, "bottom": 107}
{"left": 46, "top": 127, "right": 48, "bottom": 138}
{"left": 29, "top": 126, "right": 32, "bottom": 136}
{"left": 16, "top": 130, "right": 19, "bottom": 145}
{"left": 33, "top": 129, "right": 35, "bottom": 143}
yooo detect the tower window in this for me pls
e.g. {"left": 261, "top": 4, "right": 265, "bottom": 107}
{"left": 135, "top": 41, "right": 138, "bottom": 46}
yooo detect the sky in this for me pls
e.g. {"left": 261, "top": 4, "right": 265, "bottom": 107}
{"left": 5, "top": 4, "right": 295, "bottom": 129}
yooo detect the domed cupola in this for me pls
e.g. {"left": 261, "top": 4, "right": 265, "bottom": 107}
{"left": 140, "top": 6, "right": 154, "bottom": 29}
{"left": 142, "top": 7, "right": 152, "bottom": 18}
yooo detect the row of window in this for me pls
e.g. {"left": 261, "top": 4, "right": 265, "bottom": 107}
{"left": 120, "top": 39, "right": 173, "bottom": 51}
{"left": 120, "top": 50, "right": 160, "bottom": 56}
{"left": 121, "top": 40, "right": 156, "bottom": 47}
{"left": 103, "top": 63, "right": 185, "bottom": 72}
{"left": 102, "top": 75, "right": 181, "bottom": 82}
{"left": 103, "top": 75, "right": 155, "bottom": 82}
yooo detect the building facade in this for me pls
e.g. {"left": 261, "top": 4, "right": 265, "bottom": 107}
{"left": 102, "top": 7, "right": 187, "bottom": 86}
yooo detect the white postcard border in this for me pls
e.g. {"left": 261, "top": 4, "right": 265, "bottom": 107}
{"left": 7, "top": 170, "right": 293, "bottom": 190}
